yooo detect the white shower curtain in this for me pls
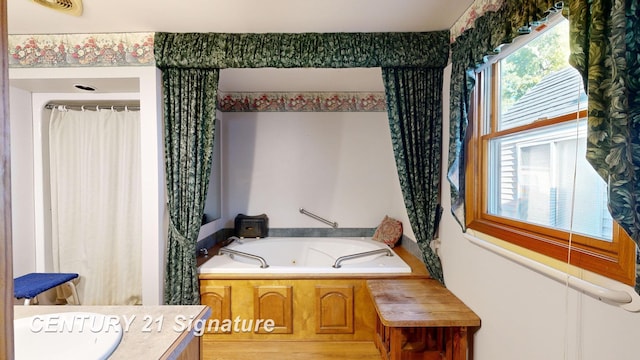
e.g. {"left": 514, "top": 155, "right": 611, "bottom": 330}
{"left": 49, "top": 107, "right": 142, "bottom": 305}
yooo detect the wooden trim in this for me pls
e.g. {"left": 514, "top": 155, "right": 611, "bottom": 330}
{"left": 489, "top": 64, "right": 497, "bottom": 134}
{"left": 479, "top": 212, "right": 621, "bottom": 254}
{"left": 0, "top": 0, "right": 14, "bottom": 358}
{"left": 467, "top": 219, "right": 635, "bottom": 285}
{"left": 483, "top": 110, "right": 588, "bottom": 140}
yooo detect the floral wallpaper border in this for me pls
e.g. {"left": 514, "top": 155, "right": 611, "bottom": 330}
{"left": 8, "top": 32, "right": 154, "bottom": 67}
{"left": 218, "top": 92, "right": 387, "bottom": 112}
{"left": 450, "top": 0, "right": 504, "bottom": 42}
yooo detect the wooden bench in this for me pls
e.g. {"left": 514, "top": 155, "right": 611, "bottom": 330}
{"left": 366, "top": 279, "right": 480, "bottom": 360}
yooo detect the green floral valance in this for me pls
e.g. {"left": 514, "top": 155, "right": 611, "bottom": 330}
{"left": 154, "top": 31, "right": 450, "bottom": 69}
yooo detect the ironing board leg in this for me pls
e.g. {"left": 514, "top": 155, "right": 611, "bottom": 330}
{"left": 66, "top": 280, "right": 80, "bottom": 305}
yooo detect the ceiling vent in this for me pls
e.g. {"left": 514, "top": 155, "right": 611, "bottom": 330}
{"left": 31, "top": 0, "right": 83, "bottom": 16}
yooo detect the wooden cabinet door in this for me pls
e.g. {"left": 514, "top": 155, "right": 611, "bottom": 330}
{"left": 315, "top": 285, "right": 354, "bottom": 334}
{"left": 200, "top": 283, "right": 231, "bottom": 334}
{"left": 253, "top": 285, "right": 293, "bottom": 334}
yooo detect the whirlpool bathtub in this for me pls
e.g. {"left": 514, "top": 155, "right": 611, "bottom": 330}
{"left": 198, "top": 237, "right": 412, "bottom": 274}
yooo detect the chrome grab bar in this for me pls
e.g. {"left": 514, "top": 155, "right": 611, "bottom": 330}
{"left": 332, "top": 248, "right": 393, "bottom": 268}
{"left": 219, "top": 248, "right": 269, "bottom": 268}
{"left": 299, "top": 208, "right": 338, "bottom": 228}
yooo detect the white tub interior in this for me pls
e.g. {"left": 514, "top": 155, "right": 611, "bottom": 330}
{"left": 199, "top": 237, "right": 412, "bottom": 274}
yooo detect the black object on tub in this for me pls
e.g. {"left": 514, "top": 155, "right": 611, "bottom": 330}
{"left": 235, "top": 214, "right": 269, "bottom": 238}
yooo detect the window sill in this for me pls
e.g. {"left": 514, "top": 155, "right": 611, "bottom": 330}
{"left": 463, "top": 230, "right": 640, "bottom": 312}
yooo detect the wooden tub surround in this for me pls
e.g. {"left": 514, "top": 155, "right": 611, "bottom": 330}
{"left": 367, "top": 279, "right": 481, "bottom": 360}
{"left": 198, "top": 244, "right": 479, "bottom": 359}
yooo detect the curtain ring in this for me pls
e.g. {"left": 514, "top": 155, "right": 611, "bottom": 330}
{"left": 81, "top": 105, "right": 85, "bottom": 112}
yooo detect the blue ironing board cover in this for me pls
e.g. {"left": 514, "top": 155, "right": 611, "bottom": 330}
{"left": 14, "top": 273, "right": 79, "bottom": 299}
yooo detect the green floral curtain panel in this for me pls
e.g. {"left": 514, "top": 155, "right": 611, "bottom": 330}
{"left": 624, "top": 1, "right": 640, "bottom": 245}
{"left": 383, "top": 67, "right": 445, "bottom": 284}
{"left": 569, "top": 0, "right": 640, "bottom": 241}
{"left": 448, "top": 0, "right": 640, "bottom": 291}
{"left": 155, "top": 31, "right": 450, "bottom": 304}
{"left": 161, "top": 68, "right": 219, "bottom": 305}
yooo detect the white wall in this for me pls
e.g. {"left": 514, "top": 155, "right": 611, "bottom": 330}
{"left": 9, "top": 86, "right": 35, "bottom": 277}
{"left": 439, "top": 64, "right": 640, "bottom": 360}
{"left": 220, "top": 111, "right": 414, "bottom": 238}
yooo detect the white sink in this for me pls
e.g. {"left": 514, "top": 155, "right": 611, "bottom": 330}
{"left": 14, "top": 312, "right": 123, "bottom": 360}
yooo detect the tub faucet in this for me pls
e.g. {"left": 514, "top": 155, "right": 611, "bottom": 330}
{"left": 222, "top": 236, "right": 242, "bottom": 247}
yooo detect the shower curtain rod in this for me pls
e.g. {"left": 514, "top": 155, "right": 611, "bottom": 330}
{"left": 44, "top": 103, "right": 140, "bottom": 111}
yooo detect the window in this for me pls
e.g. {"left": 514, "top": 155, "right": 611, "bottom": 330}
{"left": 466, "top": 16, "right": 636, "bottom": 285}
